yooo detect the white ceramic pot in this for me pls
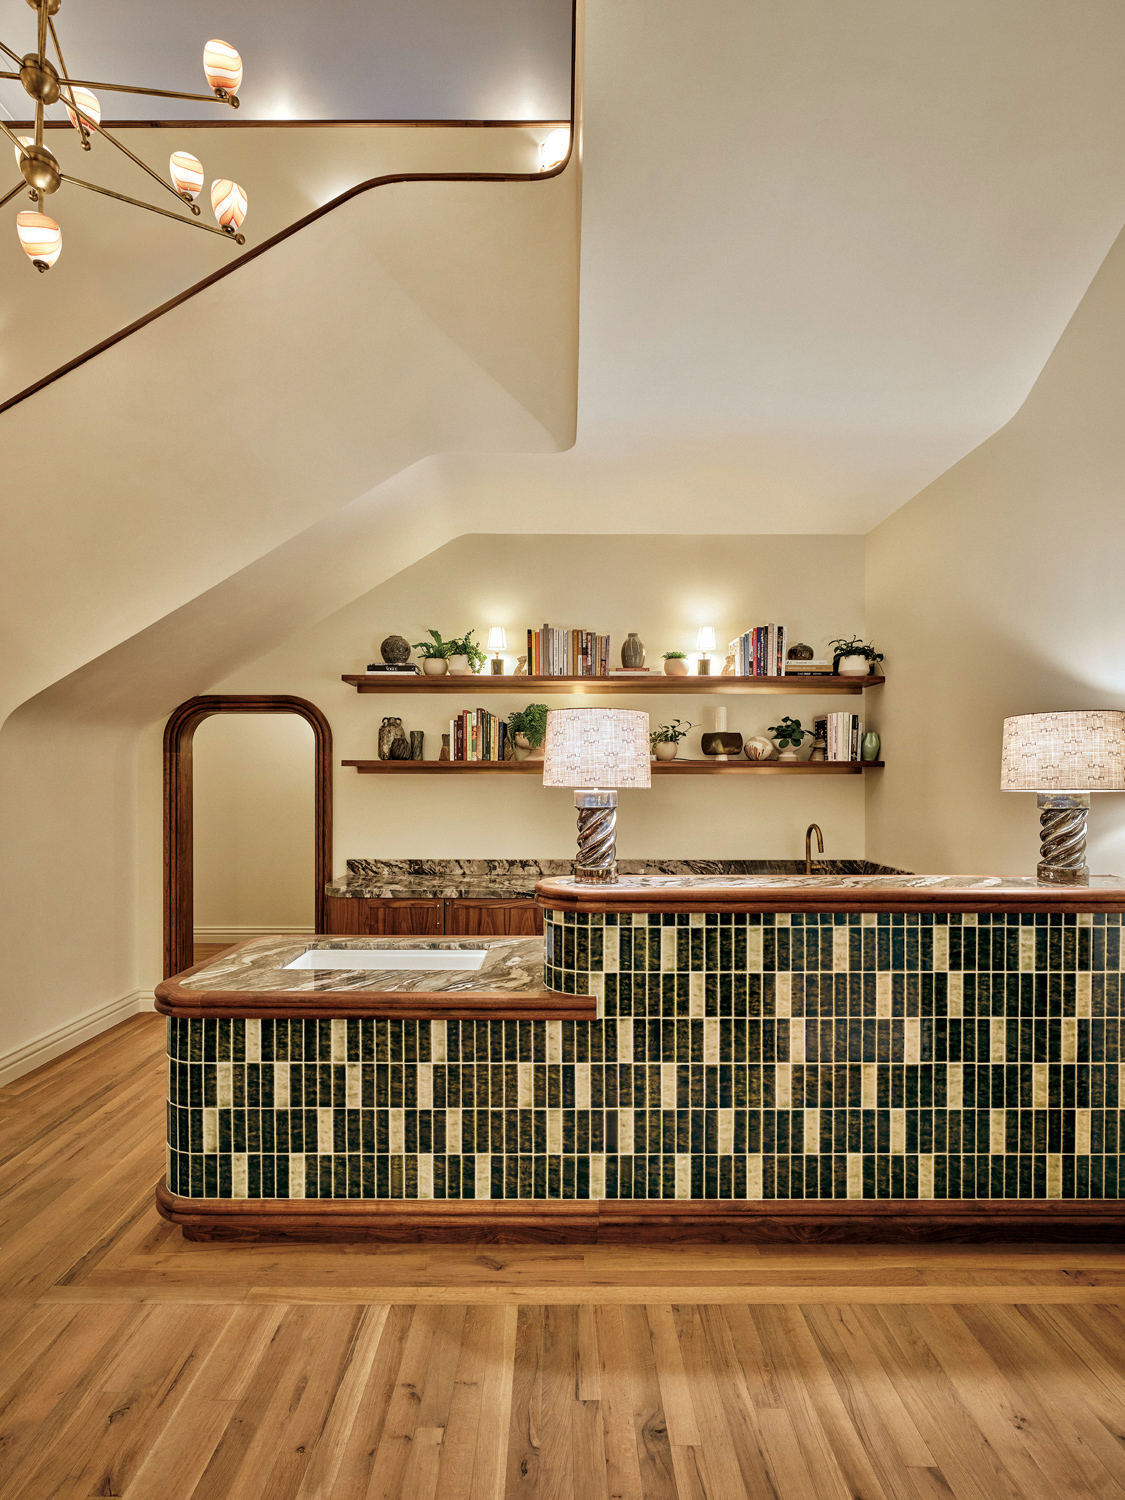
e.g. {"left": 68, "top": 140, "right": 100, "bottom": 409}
{"left": 663, "top": 658, "right": 690, "bottom": 677}
{"left": 515, "top": 733, "right": 545, "bottom": 761}
{"left": 777, "top": 747, "right": 800, "bottom": 761}
{"left": 653, "top": 741, "right": 679, "bottom": 760}
{"left": 837, "top": 654, "right": 871, "bottom": 677}
{"left": 744, "top": 737, "right": 774, "bottom": 761}
{"left": 448, "top": 654, "right": 471, "bottom": 675}
{"left": 422, "top": 657, "right": 449, "bottom": 676}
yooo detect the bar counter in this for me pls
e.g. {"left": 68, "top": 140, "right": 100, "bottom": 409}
{"left": 156, "top": 874, "right": 1125, "bottom": 1242}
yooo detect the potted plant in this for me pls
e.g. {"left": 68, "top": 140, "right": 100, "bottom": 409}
{"left": 828, "top": 635, "right": 884, "bottom": 678}
{"left": 650, "top": 718, "right": 693, "bottom": 761}
{"left": 446, "top": 629, "right": 488, "bottom": 675}
{"left": 412, "top": 629, "right": 454, "bottom": 676}
{"left": 768, "top": 716, "right": 813, "bottom": 761}
{"left": 662, "top": 651, "right": 690, "bottom": 678}
{"left": 507, "top": 703, "right": 549, "bottom": 760}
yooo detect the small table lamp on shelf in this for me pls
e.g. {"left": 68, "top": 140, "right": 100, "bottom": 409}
{"left": 487, "top": 626, "right": 507, "bottom": 674}
{"left": 1001, "top": 711, "right": 1125, "bottom": 885}
{"left": 696, "top": 626, "right": 716, "bottom": 675}
{"left": 542, "top": 708, "right": 651, "bottom": 883}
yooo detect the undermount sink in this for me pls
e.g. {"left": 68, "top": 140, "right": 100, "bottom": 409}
{"left": 284, "top": 947, "right": 488, "bottom": 972}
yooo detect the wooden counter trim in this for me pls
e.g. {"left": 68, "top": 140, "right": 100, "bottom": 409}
{"left": 155, "top": 1187, "right": 1125, "bottom": 1244}
{"left": 536, "top": 882, "right": 1125, "bottom": 916}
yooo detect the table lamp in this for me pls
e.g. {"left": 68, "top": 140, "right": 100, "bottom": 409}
{"left": 487, "top": 626, "right": 507, "bottom": 674}
{"left": 1001, "top": 711, "right": 1125, "bottom": 884}
{"left": 696, "top": 626, "right": 716, "bottom": 675}
{"left": 542, "top": 708, "right": 651, "bottom": 882}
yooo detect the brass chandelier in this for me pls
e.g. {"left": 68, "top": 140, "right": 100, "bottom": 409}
{"left": 1, "top": 0, "right": 248, "bottom": 271}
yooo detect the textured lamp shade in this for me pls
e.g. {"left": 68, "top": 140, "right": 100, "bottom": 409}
{"left": 65, "top": 86, "right": 100, "bottom": 132}
{"left": 16, "top": 211, "right": 61, "bottom": 269}
{"left": 211, "top": 179, "right": 247, "bottom": 230}
{"left": 169, "top": 151, "right": 204, "bottom": 201}
{"left": 203, "top": 40, "right": 243, "bottom": 94}
{"left": 1001, "top": 712, "right": 1125, "bottom": 792}
{"left": 487, "top": 627, "right": 507, "bottom": 652}
{"left": 542, "top": 709, "right": 651, "bottom": 789}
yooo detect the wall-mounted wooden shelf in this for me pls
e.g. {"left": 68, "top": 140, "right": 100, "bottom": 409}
{"left": 342, "top": 759, "right": 885, "bottom": 775}
{"left": 342, "top": 673, "right": 884, "bottom": 696}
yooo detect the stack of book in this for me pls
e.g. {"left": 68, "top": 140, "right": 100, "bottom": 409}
{"left": 364, "top": 662, "right": 419, "bottom": 674}
{"left": 814, "top": 713, "right": 861, "bottom": 761}
{"left": 449, "top": 709, "right": 507, "bottom": 762}
{"left": 527, "top": 626, "right": 610, "bottom": 676}
{"left": 728, "top": 625, "right": 787, "bottom": 676}
{"left": 784, "top": 658, "right": 833, "bottom": 677}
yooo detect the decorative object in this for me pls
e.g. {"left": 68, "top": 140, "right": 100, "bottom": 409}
{"left": 1001, "top": 711, "right": 1125, "bottom": 885}
{"left": 449, "top": 655, "right": 471, "bottom": 675}
{"left": 378, "top": 717, "right": 409, "bottom": 760}
{"left": 388, "top": 736, "right": 411, "bottom": 761}
{"left": 447, "top": 630, "right": 487, "bottom": 674}
{"left": 829, "top": 636, "right": 884, "bottom": 675}
{"left": 410, "top": 730, "right": 424, "bottom": 761}
{"left": 808, "top": 735, "right": 826, "bottom": 762}
{"left": 861, "top": 731, "right": 881, "bottom": 762}
{"left": 2, "top": 16, "right": 249, "bottom": 271}
{"left": 744, "top": 737, "right": 774, "bottom": 760}
{"left": 787, "top": 643, "right": 815, "bottom": 661}
{"left": 769, "top": 716, "right": 812, "bottom": 762}
{"left": 542, "top": 708, "right": 651, "bottom": 883}
{"left": 439, "top": 734, "right": 450, "bottom": 761}
{"left": 488, "top": 627, "right": 507, "bottom": 674}
{"left": 696, "top": 626, "right": 716, "bottom": 675}
{"left": 508, "top": 703, "right": 549, "bottom": 760}
{"left": 663, "top": 651, "right": 689, "bottom": 677}
{"left": 650, "top": 718, "right": 693, "bottom": 761}
{"left": 700, "top": 706, "right": 740, "bottom": 761}
{"left": 721, "top": 651, "right": 736, "bottom": 676}
{"left": 514, "top": 656, "right": 528, "bottom": 675}
{"left": 621, "top": 633, "right": 646, "bottom": 669}
{"left": 422, "top": 657, "right": 448, "bottom": 677}
{"left": 380, "top": 634, "right": 411, "bottom": 666}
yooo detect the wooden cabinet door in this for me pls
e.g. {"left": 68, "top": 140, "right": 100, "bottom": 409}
{"left": 322, "top": 896, "right": 361, "bottom": 935}
{"left": 381, "top": 900, "right": 445, "bottom": 935}
{"left": 447, "top": 900, "right": 543, "bottom": 936}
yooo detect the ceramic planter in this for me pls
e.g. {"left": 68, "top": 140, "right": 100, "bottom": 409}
{"left": 663, "top": 658, "right": 689, "bottom": 677}
{"left": 653, "top": 741, "right": 679, "bottom": 761}
{"left": 744, "top": 737, "right": 774, "bottom": 760}
{"left": 448, "top": 654, "right": 472, "bottom": 675}
{"left": 861, "top": 731, "right": 881, "bottom": 762}
{"left": 837, "top": 654, "right": 871, "bottom": 677}
{"left": 422, "top": 657, "right": 449, "bottom": 676}
{"left": 515, "top": 733, "right": 545, "bottom": 761}
{"left": 777, "top": 747, "right": 800, "bottom": 761}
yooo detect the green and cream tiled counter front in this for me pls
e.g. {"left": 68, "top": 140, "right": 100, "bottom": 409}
{"left": 155, "top": 876, "right": 1125, "bottom": 1241}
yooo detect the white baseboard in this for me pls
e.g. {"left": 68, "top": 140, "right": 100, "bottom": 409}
{"left": 0, "top": 988, "right": 155, "bottom": 1088}
{"left": 193, "top": 925, "right": 314, "bottom": 947}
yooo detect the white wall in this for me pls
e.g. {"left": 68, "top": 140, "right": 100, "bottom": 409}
{"left": 200, "top": 533, "right": 869, "bottom": 870}
{"left": 865, "top": 224, "right": 1125, "bottom": 877}
{"left": 192, "top": 714, "right": 316, "bottom": 936}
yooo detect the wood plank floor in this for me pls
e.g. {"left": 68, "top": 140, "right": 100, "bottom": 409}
{"left": 4, "top": 1015, "right": 1125, "bottom": 1498}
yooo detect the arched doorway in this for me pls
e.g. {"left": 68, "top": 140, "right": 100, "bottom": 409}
{"left": 163, "top": 695, "right": 332, "bottom": 978}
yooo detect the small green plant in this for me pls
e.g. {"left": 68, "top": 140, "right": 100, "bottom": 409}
{"left": 411, "top": 629, "right": 454, "bottom": 660}
{"left": 411, "top": 629, "right": 489, "bottom": 671}
{"left": 650, "top": 718, "right": 693, "bottom": 747}
{"left": 508, "top": 703, "right": 550, "bottom": 748}
{"left": 768, "top": 716, "right": 812, "bottom": 748}
{"left": 662, "top": 650, "right": 687, "bottom": 660}
{"left": 828, "top": 636, "right": 884, "bottom": 670}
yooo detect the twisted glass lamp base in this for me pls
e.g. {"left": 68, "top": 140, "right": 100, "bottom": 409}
{"left": 573, "top": 790, "right": 618, "bottom": 883}
{"left": 1037, "top": 793, "right": 1090, "bottom": 886}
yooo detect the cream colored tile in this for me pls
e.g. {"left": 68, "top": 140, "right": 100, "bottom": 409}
{"left": 788, "top": 1018, "right": 805, "bottom": 1064}
{"left": 202, "top": 1108, "right": 218, "bottom": 1153}
{"left": 590, "top": 1155, "right": 606, "bottom": 1199}
{"left": 861, "top": 1062, "right": 877, "bottom": 1109}
{"left": 990, "top": 1109, "right": 1006, "bottom": 1154}
{"left": 232, "top": 1154, "right": 248, "bottom": 1198}
{"left": 774, "top": 1063, "right": 792, "bottom": 1109}
{"left": 991, "top": 1017, "right": 1006, "bottom": 1062}
{"left": 833, "top": 928, "right": 850, "bottom": 972}
{"left": 1047, "top": 1154, "right": 1062, "bottom": 1198}
{"left": 617, "top": 1018, "right": 633, "bottom": 1062}
{"left": 1076, "top": 972, "right": 1092, "bottom": 1017}
{"left": 245, "top": 1018, "right": 261, "bottom": 1062}
{"left": 1076, "top": 1108, "right": 1092, "bottom": 1155}
{"left": 747, "top": 1156, "right": 763, "bottom": 1198}
{"left": 1019, "top": 929, "right": 1035, "bottom": 973}
{"left": 704, "top": 1019, "right": 719, "bottom": 1064}
{"left": 417, "top": 1063, "right": 433, "bottom": 1110}
{"left": 947, "top": 972, "right": 963, "bottom": 1017}
{"left": 847, "top": 1154, "right": 863, "bottom": 1198}
{"left": 689, "top": 973, "right": 705, "bottom": 1017}
{"left": 747, "top": 929, "right": 763, "bottom": 972}
{"left": 476, "top": 1155, "right": 493, "bottom": 1199}
{"left": 418, "top": 1155, "right": 434, "bottom": 1199}
{"left": 775, "top": 972, "right": 791, "bottom": 1013}
{"left": 661, "top": 927, "right": 678, "bottom": 971}
{"left": 389, "top": 1109, "right": 404, "bottom": 1155}
{"left": 289, "top": 1155, "right": 305, "bottom": 1197}
{"left": 904, "top": 1018, "right": 920, "bottom": 1064}
{"left": 575, "top": 1063, "right": 591, "bottom": 1110}
{"left": 548, "top": 1109, "right": 562, "bottom": 1154}
{"left": 1062, "top": 1017, "right": 1077, "bottom": 1063}
{"left": 917, "top": 1155, "right": 934, "bottom": 1199}
{"left": 603, "top": 927, "right": 619, "bottom": 972}
{"left": 547, "top": 1020, "right": 562, "bottom": 1063}
{"left": 932, "top": 926, "right": 949, "bottom": 972}
{"left": 718, "top": 1109, "right": 734, "bottom": 1155}
{"left": 890, "top": 1109, "right": 905, "bottom": 1154}
{"left": 661, "top": 1063, "right": 677, "bottom": 1109}
{"left": 947, "top": 1063, "right": 963, "bottom": 1110}
{"left": 876, "top": 973, "right": 892, "bottom": 1018}
{"left": 446, "top": 1109, "right": 461, "bottom": 1151}
{"left": 216, "top": 1062, "right": 232, "bottom": 1109}
{"left": 675, "top": 1156, "right": 691, "bottom": 1198}
{"left": 331, "top": 1018, "right": 347, "bottom": 1063}
{"left": 517, "top": 1063, "right": 533, "bottom": 1108}
{"left": 618, "top": 1110, "right": 634, "bottom": 1155}
{"left": 345, "top": 1064, "right": 361, "bottom": 1109}
{"left": 1033, "top": 1064, "right": 1048, "bottom": 1109}
{"left": 802, "top": 1109, "right": 819, "bottom": 1155}
{"left": 318, "top": 1107, "right": 334, "bottom": 1153}
{"left": 431, "top": 1020, "right": 447, "bottom": 1063}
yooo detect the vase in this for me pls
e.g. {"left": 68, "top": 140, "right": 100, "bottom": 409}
{"left": 861, "top": 731, "right": 881, "bottom": 762}
{"left": 378, "top": 716, "right": 408, "bottom": 760}
{"left": 422, "top": 658, "right": 448, "bottom": 676}
{"left": 621, "top": 633, "right": 646, "bottom": 668}
{"left": 410, "top": 730, "right": 425, "bottom": 761}
{"left": 744, "top": 737, "right": 774, "bottom": 761}
{"left": 380, "top": 634, "right": 411, "bottom": 665}
{"left": 663, "top": 658, "right": 689, "bottom": 676}
{"left": 701, "top": 731, "right": 743, "bottom": 761}
{"left": 653, "top": 741, "right": 678, "bottom": 761}
{"left": 837, "top": 654, "right": 870, "bottom": 677}
{"left": 515, "top": 733, "right": 545, "bottom": 761}
{"left": 449, "top": 654, "right": 471, "bottom": 674}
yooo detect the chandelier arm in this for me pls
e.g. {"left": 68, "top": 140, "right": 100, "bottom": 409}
{"left": 61, "top": 172, "right": 245, "bottom": 242}
{"left": 35, "top": 98, "right": 43, "bottom": 149}
{"left": 36, "top": 0, "right": 47, "bottom": 72}
{"left": 0, "top": 40, "right": 23, "bottom": 66}
{"left": 67, "top": 98, "right": 196, "bottom": 213}
{"left": 0, "top": 70, "right": 19, "bottom": 81}
{"left": 48, "top": 17, "right": 88, "bottom": 147}
{"left": 0, "top": 180, "right": 27, "bottom": 210}
{"left": 59, "top": 78, "right": 238, "bottom": 108}
{"left": 0, "top": 118, "right": 31, "bottom": 156}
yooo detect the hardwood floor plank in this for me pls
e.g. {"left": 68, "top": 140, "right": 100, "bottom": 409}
{"left": 594, "top": 1307, "right": 645, "bottom": 1500}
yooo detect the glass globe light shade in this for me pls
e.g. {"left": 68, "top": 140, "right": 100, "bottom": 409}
{"left": 16, "top": 211, "right": 61, "bottom": 269}
{"left": 65, "top": 86, "right": 101, "bottom": 132}
{"left": 169, "top": 151, "right": 204, "bottom": 201}
{"left": 12, "top": 135, "right": 33, "bottom": 170}
{"left": 203, "top": 40, "right": 243, "bottom": 94}
{"left": 539, "top": 128, "right": 570, "bottom": 171}
{"left": 210, "top": 179, "right": 247, "bottom": 231}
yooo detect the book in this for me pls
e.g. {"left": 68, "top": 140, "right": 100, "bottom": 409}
{"left": 727, "top": 625, "right": 787, "bottom": 677}
{"left": 364, "top": 663, "right": 419, "bottom": 674}
{"left": 526, "top": 625, "right": 612, "bottom": 676}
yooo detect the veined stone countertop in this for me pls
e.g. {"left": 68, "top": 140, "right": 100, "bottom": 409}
{"left": 155, "top": 934, "right": 595, "bottom": 1021}
{"left": 326, "top": 857, "right": 908, "bottom": 900}
{"left": 536, "top": 872, "right": 1125, "bottom": 913}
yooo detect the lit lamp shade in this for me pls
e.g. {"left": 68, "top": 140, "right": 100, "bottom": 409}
{"left": 65, "top": 86, "right": 100, "bottom": 132}
{"left": 539, "top": 128, "right": 570, "bottom": 171}
{"left": 487, "top": 627, "right": 507, "bottom": 653}
{"left": 169, "top": 151, "right": 204, "bottom": 201}
{"left": 542, "top": 708, "right": 651, "bottom": 789}
{"left": 203, "top": 39, "right": 243, "bottom": 94}
{"left": 697, "top": 626, "right": 716, "bottom": 653}
{"left": 1000, "top": 712, "right": 1125, "bottom": 792}
{"left": 16, "top": 211, "right": 61, "bottom": 268}
{"left": 211, "top": 179, "right": 247, "bottom": 230}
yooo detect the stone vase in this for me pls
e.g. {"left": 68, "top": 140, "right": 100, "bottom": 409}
{"left": 379, "top": 717, "right": 409, "bottom": 760}
{"left": 621, "top": 633, "right": 646, "bottom": 668}
{"left": 861, "top": 731, "right": 881, "bottom": 762}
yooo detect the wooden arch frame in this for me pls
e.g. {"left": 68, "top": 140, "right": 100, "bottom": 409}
{"left": 163, "top": 695, "right": 332, "bottom": 979}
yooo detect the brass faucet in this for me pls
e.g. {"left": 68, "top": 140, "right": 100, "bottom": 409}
{"left": 805, "top": 823, "right": 824, "bottom": 876}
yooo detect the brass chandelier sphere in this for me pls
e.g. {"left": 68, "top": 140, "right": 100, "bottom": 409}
{"left": 2, "top": 0, "right": 250, "bottom": 271}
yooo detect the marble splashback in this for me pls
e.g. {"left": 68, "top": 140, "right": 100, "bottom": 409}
{"left": 328, "top": 857, "right": 910, "bottom": 900}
